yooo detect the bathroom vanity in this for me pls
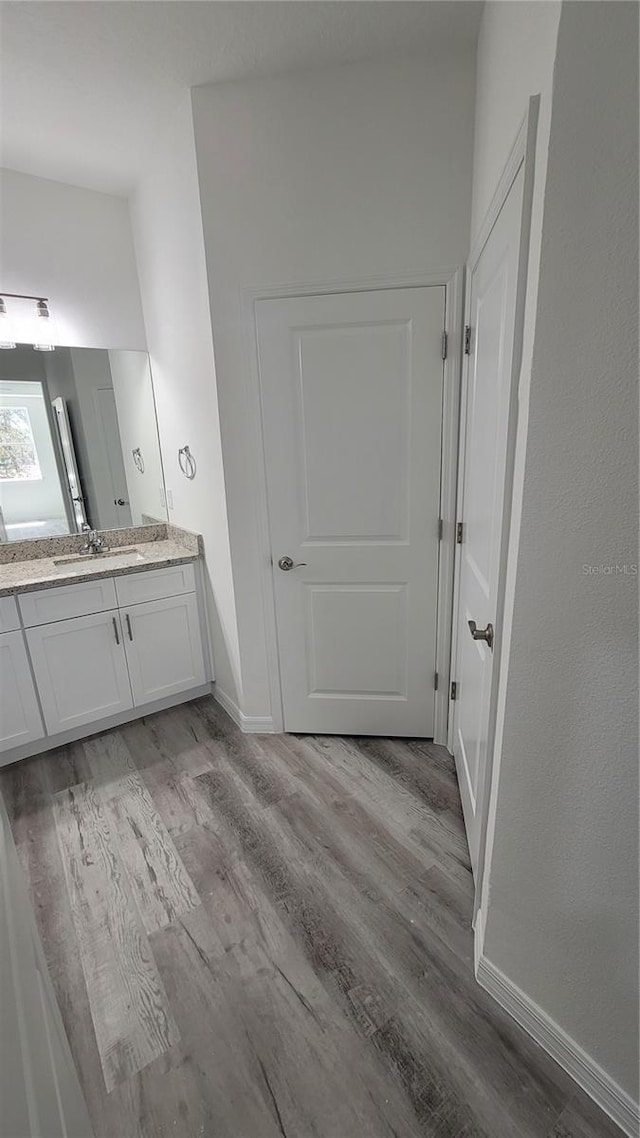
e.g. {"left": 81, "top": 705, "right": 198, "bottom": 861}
{"left": 0, "top": 343, "right": 212, "bottom": 767}
{"left": 0, "top": 525, "right": 211, "bottom": 766}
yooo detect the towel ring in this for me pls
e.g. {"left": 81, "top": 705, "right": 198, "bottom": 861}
{"left": 178, "top": 444, "right": 197, "bottom": 480}
{"left": 132, "top": 447, "right": 145, "bottom": 474}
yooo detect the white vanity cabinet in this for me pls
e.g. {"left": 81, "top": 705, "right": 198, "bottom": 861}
{"left": 26, "top": 611, "right": 133, "bottom": 736}
{"left": 1, "top": 558, "right": 209, "bottom": 766}
{"left": 120, "top": 592, "right": 205, "bottom": 705}
{"left": 0, "top": 630, "right": 45, "bottom": 752}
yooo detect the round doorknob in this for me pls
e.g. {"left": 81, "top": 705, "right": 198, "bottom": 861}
{"left": 278, "top": 555, "right": 307, "bottom": 571}
{"left": 468, "top": 619, "right": 494, "bottom": 649}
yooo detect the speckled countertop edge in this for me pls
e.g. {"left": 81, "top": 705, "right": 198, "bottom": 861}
{"left": 0, "top": 525, "right": 203, "bottom": 597}
{"left": 0, "top": 522, "right": 203, "bottom": 563}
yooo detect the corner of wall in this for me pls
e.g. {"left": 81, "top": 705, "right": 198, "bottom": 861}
{"left": 128, "top": 92, "right": 243, "bottom": 713}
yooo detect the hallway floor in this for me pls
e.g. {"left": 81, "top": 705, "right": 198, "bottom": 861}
{"left": 0, "top": 696, "right": 622, "bottom": 1138}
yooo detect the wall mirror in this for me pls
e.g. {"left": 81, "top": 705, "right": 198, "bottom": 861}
{"left": 0, "top": 346, "right": 167, "bottom": 542}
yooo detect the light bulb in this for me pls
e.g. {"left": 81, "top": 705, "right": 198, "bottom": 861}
{"left": 33, "top": 298, "right": 55, "bottom": 351}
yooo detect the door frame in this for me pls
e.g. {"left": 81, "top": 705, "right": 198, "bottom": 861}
{"left": 447, "top": 98, "right": 540, "bottom": 910}
{"left": 242, "top": 267, "right": 464, "bottom": 739}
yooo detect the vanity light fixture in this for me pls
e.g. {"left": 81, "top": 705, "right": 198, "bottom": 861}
{"left": 0, "top": 293, "right": 56, "bottom": 351}
{"left": 0, "top": 298, "right": 16, "bottom": 349}
{"left": 33, "top": 298, "right": 55, "bottom": 351}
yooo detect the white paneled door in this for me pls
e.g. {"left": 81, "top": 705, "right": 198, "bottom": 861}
{"left": 450, "top": 164, "right": 526, "bottom": 875}
{"left": 257, "top": 287, "right": 445, "bottom": 735}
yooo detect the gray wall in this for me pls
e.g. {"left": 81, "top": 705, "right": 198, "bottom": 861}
{"left": 483, "top": 0, "right": 639, "bottom": 1103}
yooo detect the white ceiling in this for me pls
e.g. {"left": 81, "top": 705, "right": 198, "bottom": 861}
{"left": 1, "top": 1, "right": 482, "bottom": 197}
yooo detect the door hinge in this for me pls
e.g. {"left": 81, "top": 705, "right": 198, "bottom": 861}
{"left": 438, "top": 517, "right": 443, "bottom": 541}
{"left": 464, "top": 324, "right": 472, "bottom": 355}
{"left": 450, "top": 680, "right": 458, "bottom": 701}
{"left": 456, "top": 521, "right": 463, "bottom": 544}
{"left": 434, "top": 671, "right": 439, "bottom": 691}
{"left": 441, "top": 331, "right": 448, "bottom": 360}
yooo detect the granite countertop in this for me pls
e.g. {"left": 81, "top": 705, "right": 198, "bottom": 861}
{"left": 0, "top": 524, "right": 203, "bottom": 597}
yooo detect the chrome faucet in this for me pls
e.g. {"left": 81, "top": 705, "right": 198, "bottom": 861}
{"left": 82, "top": 526, "right": 108, "bottom": 555}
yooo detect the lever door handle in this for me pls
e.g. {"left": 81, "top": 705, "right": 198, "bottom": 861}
{"left": 278, "top": 555, "right": 307, "bottom": 572}
{"left": 468, "top": 619, "right": 494, "bottom": 650}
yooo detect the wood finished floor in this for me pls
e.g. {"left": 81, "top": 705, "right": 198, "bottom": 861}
{"left": 0, "top": 696, "right": 623, "bottom": 1138}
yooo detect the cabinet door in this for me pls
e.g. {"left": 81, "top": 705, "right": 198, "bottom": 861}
{"left": 122, "top": 593, "right": 206, "bottom": 706}
{"left": 0, "top": 631, "right": 45, "bottom": 754}
{"left": 26, "top": 612, "right": 132, "bottom": 735}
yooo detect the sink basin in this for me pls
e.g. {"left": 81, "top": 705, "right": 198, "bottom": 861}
{"left": 53, "top": 548, "right": 146, "bottom": 574}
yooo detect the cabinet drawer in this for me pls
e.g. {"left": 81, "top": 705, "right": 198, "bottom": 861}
{"left": 114, "top": 562, "right": 196, "bottom": 607}
{"left": 18, "top": 578, "right": 118, "bottom": 628}
{"left": 0, "top": 595, "right": 20, "bottom": 633}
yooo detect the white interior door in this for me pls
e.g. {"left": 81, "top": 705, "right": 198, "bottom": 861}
{"left": 257, "top": 286, "right": 445, "bottom": 736}
{"left": 450, "top": 164, "right": 526, "bottom": 875}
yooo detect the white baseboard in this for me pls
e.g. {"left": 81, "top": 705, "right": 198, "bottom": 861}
{"left": 211, "top": 684, "right": 242, "bottom": 725}
{"left": 476, "top": 949, "right": 639, "bottom": 1138}
{"left": 239, "top": 713, "right": 276, "bottom": 733}
{"left": 473, "top": 905, "right": 485, "bottom": 976}
{"left": 212, "top": 685, "right": 276, "bottom": 734}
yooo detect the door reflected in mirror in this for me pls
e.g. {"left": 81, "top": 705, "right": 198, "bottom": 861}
{"left": 0, "top": 346, "right": 167, "bottom": 542}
